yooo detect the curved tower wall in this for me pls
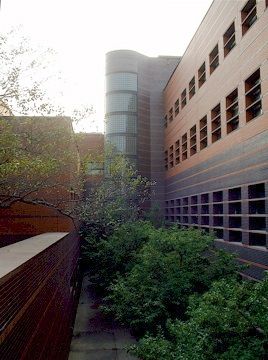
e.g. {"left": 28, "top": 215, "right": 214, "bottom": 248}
{"left": 105, "top": 50, "right": 179, "bottom": 210}
{"left": 105, "top": 51, "right": 142, "bottom": 167}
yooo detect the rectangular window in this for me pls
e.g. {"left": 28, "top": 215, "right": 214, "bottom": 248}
{"left": 175, "top": 98, "right": 180, "bottom": 116}
{"left": 211, "top": 103, "right": 221, "bottom": 143}
{"left": 190, "top": 125, "right": 197, "bottom": 156}
{"left": 182, "top": 133, "right": 188, "bottom": 160}
{"left": 169, "top": 145, "right": 174, "bottom": 168}
{"left": 164, "top": 150, "right": 168, "bottom": 170}
{"left": 241, "top": 0, "right": 257, "bottom": 36}
{"left": 249, "top": 233, "right": 266, "bottom": 246}
{"left": 209, "top": 44, "right": 219, "bottom": 74}
{"left": 245, "top": 68, "right": 262, "bottom": 122}
{"left": 169, "top": 107, "right": 173, "bottom": 122}
{"left": 223, "top": 22, "right": 236, "bottom": 57}
{"left": 164, "top": 115, "right": 168, "bottom": 128}
{"left": 189, "top": 76, "right": 195, "bottom": 99}
{"left": 226, "top": 88, "right": 239, "bottom": 133}
{"left": 198, "top": 62, "right": 206, "bottom": 88}
{"left": 199, "top": 116, "right": 208, "bottom": 150}
{"left": 248, "top": 183, "right": 265, "bottom": 199}
{"left": 175, "top": 139, "right": 180, "bottom": 165}
{"left": 181, "top": 89, "right": 187, "bottom": 108}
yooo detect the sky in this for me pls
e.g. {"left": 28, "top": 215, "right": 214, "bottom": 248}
{"left": 0, "top": 0, "right": 213, "bottom": 132}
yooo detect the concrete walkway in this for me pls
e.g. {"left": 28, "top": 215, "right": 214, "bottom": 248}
{"left": 69, "top": 275, "right": 138, "bottom": 360}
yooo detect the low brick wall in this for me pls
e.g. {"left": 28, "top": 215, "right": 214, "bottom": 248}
{"left": 0, "top": 232, "right": 80, "bottom": 359}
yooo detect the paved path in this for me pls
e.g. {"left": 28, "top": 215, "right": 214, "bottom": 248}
{"left": 69, "top": 275, "right": 138, "bottom": 360}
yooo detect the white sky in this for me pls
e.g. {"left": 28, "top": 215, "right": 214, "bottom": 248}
{"left": 0, "top": 0, "right": 213, "bottom": 132}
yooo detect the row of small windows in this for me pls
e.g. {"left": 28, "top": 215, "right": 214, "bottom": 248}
{"left": 165, "top": 182, "right": 267, "bottom": 247}
{"left": 106, "top": 93, "right": 137, "bottom": 113}
{"left": 164, "top": 0, "right": 265, "bottom": 127}
{"left": 106, "top": 72, "right": 138, "bottom": 92}
{"left": 106, "top": 134, "right": 137, "bottom": 155}
{"left": 105, "top": 114, "right": 137, "bottom": 134}
{"left": 165, "top": 68, "right": 262, "bottom": 170}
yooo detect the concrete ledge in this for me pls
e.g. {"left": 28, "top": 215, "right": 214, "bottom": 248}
{"left": 0, "top": 232, "right": 68, "bottom": 279}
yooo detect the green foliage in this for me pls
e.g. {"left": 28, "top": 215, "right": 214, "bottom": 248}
{"left": 143, "top": 202, "right": 165, "bottom": 228}
{"left": 132, "top": 275, "right": 268, "bottom": 360}
{"left": 81, "top": 221, "right": 154, "bottom": 290}
{"left": 0, "top": 117, "right": 81, "bottom": 214}
{"left": 79, "top": 145, "right": 154, "bottom": 237}
{"left": 103, "top": 227, "right": 237, "bottom": 333}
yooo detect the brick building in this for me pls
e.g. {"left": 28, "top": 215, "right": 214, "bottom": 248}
{"left": 0, "top": 116, "right": 80, "bottom": 246}
{"left": 105, "top": 51, "right": 179, "bottom": 209}
{"left": 106, "top": 0, "right": 268, "bottom": 279}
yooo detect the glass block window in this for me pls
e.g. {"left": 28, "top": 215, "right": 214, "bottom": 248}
{"left": 106, "top": 114, "right": 137, "bottom": 134}
{"left": 106, "top": 93, "right": 137, "bottom": 112}
{"left": 106, "top": 135, "right": 136, "bottom": 155}
{"left": 106, "top": 72, "right": 137, "bottom": 92}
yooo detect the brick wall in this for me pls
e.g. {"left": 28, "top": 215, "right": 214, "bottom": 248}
{"left": 0, "top": 232, "right": 80, "bottom": 359}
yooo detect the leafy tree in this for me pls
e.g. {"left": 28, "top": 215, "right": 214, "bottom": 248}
{"left": 0, "top": 28, "right": 92, "bottom": 119}
{"left": 79, "top": 145, "right": 154, "bottom": 238}
{"left": 82, "top": 221, "right": 155, "bottom": 290}
{"left": 0, "top": 29, "right": 92, "bottom": 215}
{"left": 103, "top": 227, "right": 238, "bottom": 334}
{"left": 0, "top": 117, "right": 82, "bottom": 216}
{"left": 132, "top": 275, "right": 268, "bottom": 360}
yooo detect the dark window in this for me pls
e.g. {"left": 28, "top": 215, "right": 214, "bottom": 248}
{"left": 229, "top": 202, "right": 241, "bottom": 214}
{"left": 213, "top": 216, "right": 223, "bottom": 227}
{"left": 249, "top": 217, "right": 266, "bottom": 230}
{"left": 241, "top": 0, "right": 257, "bottom": 35}
{"left": 189, "top": 76, "right": 195, "bottom": 99}
{"left": 226, "top": 88, "right": 239, "bottom": 133}
{"left": 169, "top": 107, "right": 173, "bottom": 122}
{"left": 198, "top": 62, "right": 206, "bottom": 88}
{"left": 223, "top": 22, "right": 236, "bottom": 57}
{"left": 191, "top": 195, "right": 198, "bottom": 204}
{"left": 249, "top": 200, "right": 265, "bottom": 214}
{"left": 229, "top": 217, "right": 242, "bottom": 228}
{"left": 164, "top": 115, "right": 168, "bottom": 128}
{"left": 214, "top": 203, "right": 223, "bottom": 214}
{"left": 211, "top": 103, "right": 221, "bottom": 143}
{"left": 182, "top": 133, "right": 188, "bottom": 160}
{"left": 248, "top": 183, "right": 265, "bottom": 199}
{"left": 181, "top": 89, "right": 187, "bottom": 108}
{"left": 190, "top": 125, "right": 197, "bottom": 156}
{"left": 175, "top": 98, "right": 180, "bottom": 116}
{"left": 199, "top": 115, "right": 208, "bottom": 150}
{"left": 245, "top": 68, "right": 262, "bottom": 122}
{"left": 214, "top": 228, "right": 224, "bottom": 238}
{"left": 229, "top": 230, "right": 242, "bottom": 242}
{"left": 201, "top": 193, "right": 209, "bottom": 203}
{"left": 249, "top": 233, "right": 266, "bottom": 246}
{"left": 175, "top": 139, "right": 180, "bottom": 165}
{"left": 169, "top": 145, "right": 174, "bottom": 168}
{"left": 213, "top": 191, "right": 223, "bottom": 202}
{"left": 209, "top": 44, "right": 219, "bottom": 74}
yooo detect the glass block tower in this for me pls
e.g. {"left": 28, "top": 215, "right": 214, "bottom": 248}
{"left": 105, "top": 50, "right": 179, "bottom": 210}
{"left": 105, "top": 68, "right": 138, "bottom": 167}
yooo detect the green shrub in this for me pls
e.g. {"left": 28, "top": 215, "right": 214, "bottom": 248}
{"left": 104, "top": 227, "right": 238, "bottom": 333}
{"left": 81, "top": 221, "right": 155, "bottom": 289}
{"left": 132, "top": 275, "right": 268, "bottom": 360}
